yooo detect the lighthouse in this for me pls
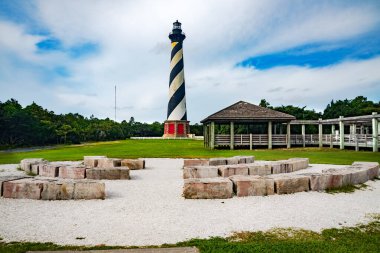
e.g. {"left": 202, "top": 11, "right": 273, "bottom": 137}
{"left": 163, "top": 20, "right": 190, "bottom": 138}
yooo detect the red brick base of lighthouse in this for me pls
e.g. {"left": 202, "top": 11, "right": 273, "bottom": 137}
{"left": 163, "top": 120, "right": 190, "bottom": 138}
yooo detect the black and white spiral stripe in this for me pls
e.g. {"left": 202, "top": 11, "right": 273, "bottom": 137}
{"left": 167, "top": 41, "right": 187, "bottom": 120}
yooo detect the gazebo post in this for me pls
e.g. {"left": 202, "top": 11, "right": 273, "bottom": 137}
{"left": 339, "top": 116, "right": 344, "bottom": 150}
{"left": 286, "top": 122, "right": 291, "bottom": 148}
{"left": 372, "top": 112, "right": 378, "bottom": 152}
{"left": 210, "top": 121, "right": 215, "bottom": 150}
{"left": 230, "top": 122, "right": 234, "bottom": 150}
{"left": 302, "top": 124, "right": 306, "bottom": 148}
{"left": 268, "top": 121, "right": 272, "bottom": 149}
{"left": 330, "top": 124, "right": 335, "bottom": 148}
{"left": 318, "top": 118, "right": 323, "bottom": 148}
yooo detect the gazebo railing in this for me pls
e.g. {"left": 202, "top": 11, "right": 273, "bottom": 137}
{"left": 214, "top": 133, "right": 379, "bottom": 147}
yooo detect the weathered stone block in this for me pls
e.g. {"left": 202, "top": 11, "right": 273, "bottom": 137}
{"left": 83, "top": 156, "right": 107, "bottom": 168}
{"left": 183, "top": 178, "right": 233, "bottom": 199}
{"left": 121, "top": 159, "right": 145, "bottom": 170}
{"left": 39, "top": 164, "right": 60, "bottom": 177}
{"left": 247, "top": 164, "right": 271, "bottom": 176}
{"left": 305, "top": 173, "right": 342, "bottom": 191}
{"left": 2, "top": 178, "right": 44, "bottom": 199}
{"left": 41, "top": 180, "right": 75, "bottom": 200}
{"left": 97, "top": 158, "right": 122, "bottom": 168}
{"left": 20, "top": 158, "right": 45, "bottom": 172}
{"left": 244, "top": 156, "right": 255, "bottom": 164}
{"left": 288, "top": 158, "right": 309, "bottom": 171}
{"left": 225, "top": 157, "right": 239, "bottom": 165}
{"left": 0, "top": 176, "right": 30, "bottom": 196}
{"left": 270, "top": 175, "right": 310, "bottom": 194}
{"left": 230, "top": 175, "right": 274, "bottom": 197}
{"left": 86, "top": 167, "right": 130, "bottom": 180}
{"left": 209, "top": 158, "right": 227, "bottom": 166}
{"left": 183, "top": 166, "right": 219, "bottom": 179}
{"left": 322, "top": 168, "right": 352, "bottom": 187}
{"left": 31, "top": 161, "right": 48, "bottom": 175}
{"left": 352, "top": 162, "right": 379, "bottom": 180}
{"left": 183, "top": 159, "right": 209, "bottom": 167}
{"left": 73, "top": 181, "right": 105, "bottom": 200}
{"left": 218, "top": 164, "right": 249, "bottom": 177}
{"left": 348, "top": 166, "right": 369, "bottom": 185}
{"left": 59, "top": 166, "right": 86, "bottom": 179}
{"left": 270, "top": 162, "right": 286, "bottom": 174}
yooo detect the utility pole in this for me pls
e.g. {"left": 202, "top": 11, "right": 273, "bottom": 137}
{"left": 114, "top": 85, "right": 117, "bottom": 122}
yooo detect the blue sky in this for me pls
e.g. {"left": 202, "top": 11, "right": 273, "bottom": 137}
{"left": 0, "top": 0, "right": 380, "bottom": 123}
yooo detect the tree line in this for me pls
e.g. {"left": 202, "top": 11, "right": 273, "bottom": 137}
{"left": 0, "top": 96, "right": 379, "bottom": 148}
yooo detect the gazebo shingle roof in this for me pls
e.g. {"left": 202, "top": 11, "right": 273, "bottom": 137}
{"left": 201, "top": 101, "right": 296, "bottom": 123}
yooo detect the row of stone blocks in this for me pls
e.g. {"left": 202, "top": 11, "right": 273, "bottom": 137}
{"left": 20, "top": 157, "right": 145, "bottom": 180}
{"left": 183, "top": 158, "right": 309, "bottom": 179}
{"left": 183, "top": 162, "right": 379, "bottom": 199}
{"left": 0, "top": 176, "right": 105, "bottom": 200}
{"left": 183, "top": 156, "right": 255, "bottom": 168}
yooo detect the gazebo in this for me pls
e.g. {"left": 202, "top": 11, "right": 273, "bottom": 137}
{"left": 201, "top": 101, "right": 380, "bottom": 152}
{"left": 201, "top": 101, "right": 295, "bottom": 149}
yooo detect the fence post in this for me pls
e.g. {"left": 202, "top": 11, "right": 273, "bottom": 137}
{"left": 230, "top": 122, "right": 234, "bottom": 150}
{"left": 318, "top": 118, "right": 323, "bottom": 148}
{"left": 287, "top": 123, "right": 291, "bottom": 149}
{"left": 372, "top": 112, "right": 378, "bottom": 152}
{"left": 268, "top": 121, "right": 272, "bottom": 149}
{"left": 249, "top": 133, "right": 252, "bottom": 150}
{"left": 355, "top": 134, "right": 359, "bottom": 151}
{"left": 210, "top": 122, "right": 215, "bottom": 150}
{"left": 339, "top": 116, "right": 344, "bottom": 150}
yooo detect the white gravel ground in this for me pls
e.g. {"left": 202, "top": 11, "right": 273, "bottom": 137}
{"left": 0, "top": 159, "right": 379, "bottom": 246}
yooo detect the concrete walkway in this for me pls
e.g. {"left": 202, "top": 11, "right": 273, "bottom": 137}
{"left": 28, "top": 247, "right": 199, "bottom": 253}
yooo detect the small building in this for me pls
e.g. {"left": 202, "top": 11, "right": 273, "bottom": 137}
{"left": 201, "top": 101, "right": 295, "bottom": 149}
{"left": 201, "top": 100, "right": 380, "bottom": 152}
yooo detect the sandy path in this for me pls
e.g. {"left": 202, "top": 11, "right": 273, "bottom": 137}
{"left": 0, "top": 159, "right": 379, "bottom": 246}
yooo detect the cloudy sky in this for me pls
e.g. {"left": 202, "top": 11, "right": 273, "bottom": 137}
{"left": 1, "top": 0, "right": 380, "bottom": 123}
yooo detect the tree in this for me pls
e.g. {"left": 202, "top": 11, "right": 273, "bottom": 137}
{"left": 259, "top": 99, "right": 271, "bottom": 108}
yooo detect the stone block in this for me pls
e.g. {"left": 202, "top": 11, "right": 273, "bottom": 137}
{"left": 247, "top": 164, "right": 271, "bottom": 176}
{"left": 230, "top": 175, "right": 274, "bottom": 197}
{"left": 183, "top": 166, "right": 219, "bottom": 179}
{"left": 2, "top": 178, "right": 44, "bottom": 199}
{"left": 183, "top": 159, "right": 209, "bottom": 167}
{"left": 73, "top": 181, "right": 105, "bottom": 200}
{"left": 0, "top": 176, "right": 30, "bottom": 196}
{"left": 348, "top": 166, "right": 369, "bottom": 185}
{"left": 183, "top": 178, "right": 233, "bottom": 199}
{"left": 352, "top": 162, "right": 379, "bottom": 180}
{"left": 121, "top": 159, "right": 145, "bottom": 170}
{"left": 244, "top": 156, "right": 255, "bottom": 164}
{"left": 270, "top": 162, "right": 286, "bottom": 174}
{"left": 30, "top": 161, "right": 48, "bottom": 175}
{"left": 97, "top": 158, "right": 122, "bottom": 168}
{"left": 288, "top": 158, "right": 309, "bottom": 171}
{"left": 225, "top": 157, "right": 239, "bottom": 165}
{"left": 20, "top": 158, "right": 45, "bottom": 172}
{"left": 305, "top": 173, "right": 343, "bottom": 191}
{"left": 218, "top": 164, "right": 249, "bottom": 177}
{"left": 86, "top": 167, "right": 130, "bottom": 180}
{"left": 39, "top": 164, "right": 60, "bottom": 177}
{"left": 209, "top": 158, "right": 227, "bottom": 166}
{"left": 83, "top": 156, "right": 107, "bottom": 168}
{"left": 41, "top": 180, "right": 75, "bottom": 200}
{"left": 234, "top": 156, "right": 255, "bottom": 164}
{"left": 270, "top": 175, "right": 310, "bottom": 194}
{"left": 59, "top": 166, "right": 86, "bottom": 179}
{"left": 322, "top": 168, "right": 352, "bottom": 187}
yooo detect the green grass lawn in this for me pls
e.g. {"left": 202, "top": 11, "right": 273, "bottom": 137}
{"left": 0, "top": 139, "right": 379, "bottom": 164}
{"left": 1, "top": 215, "right": 379, "bottom": 253}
